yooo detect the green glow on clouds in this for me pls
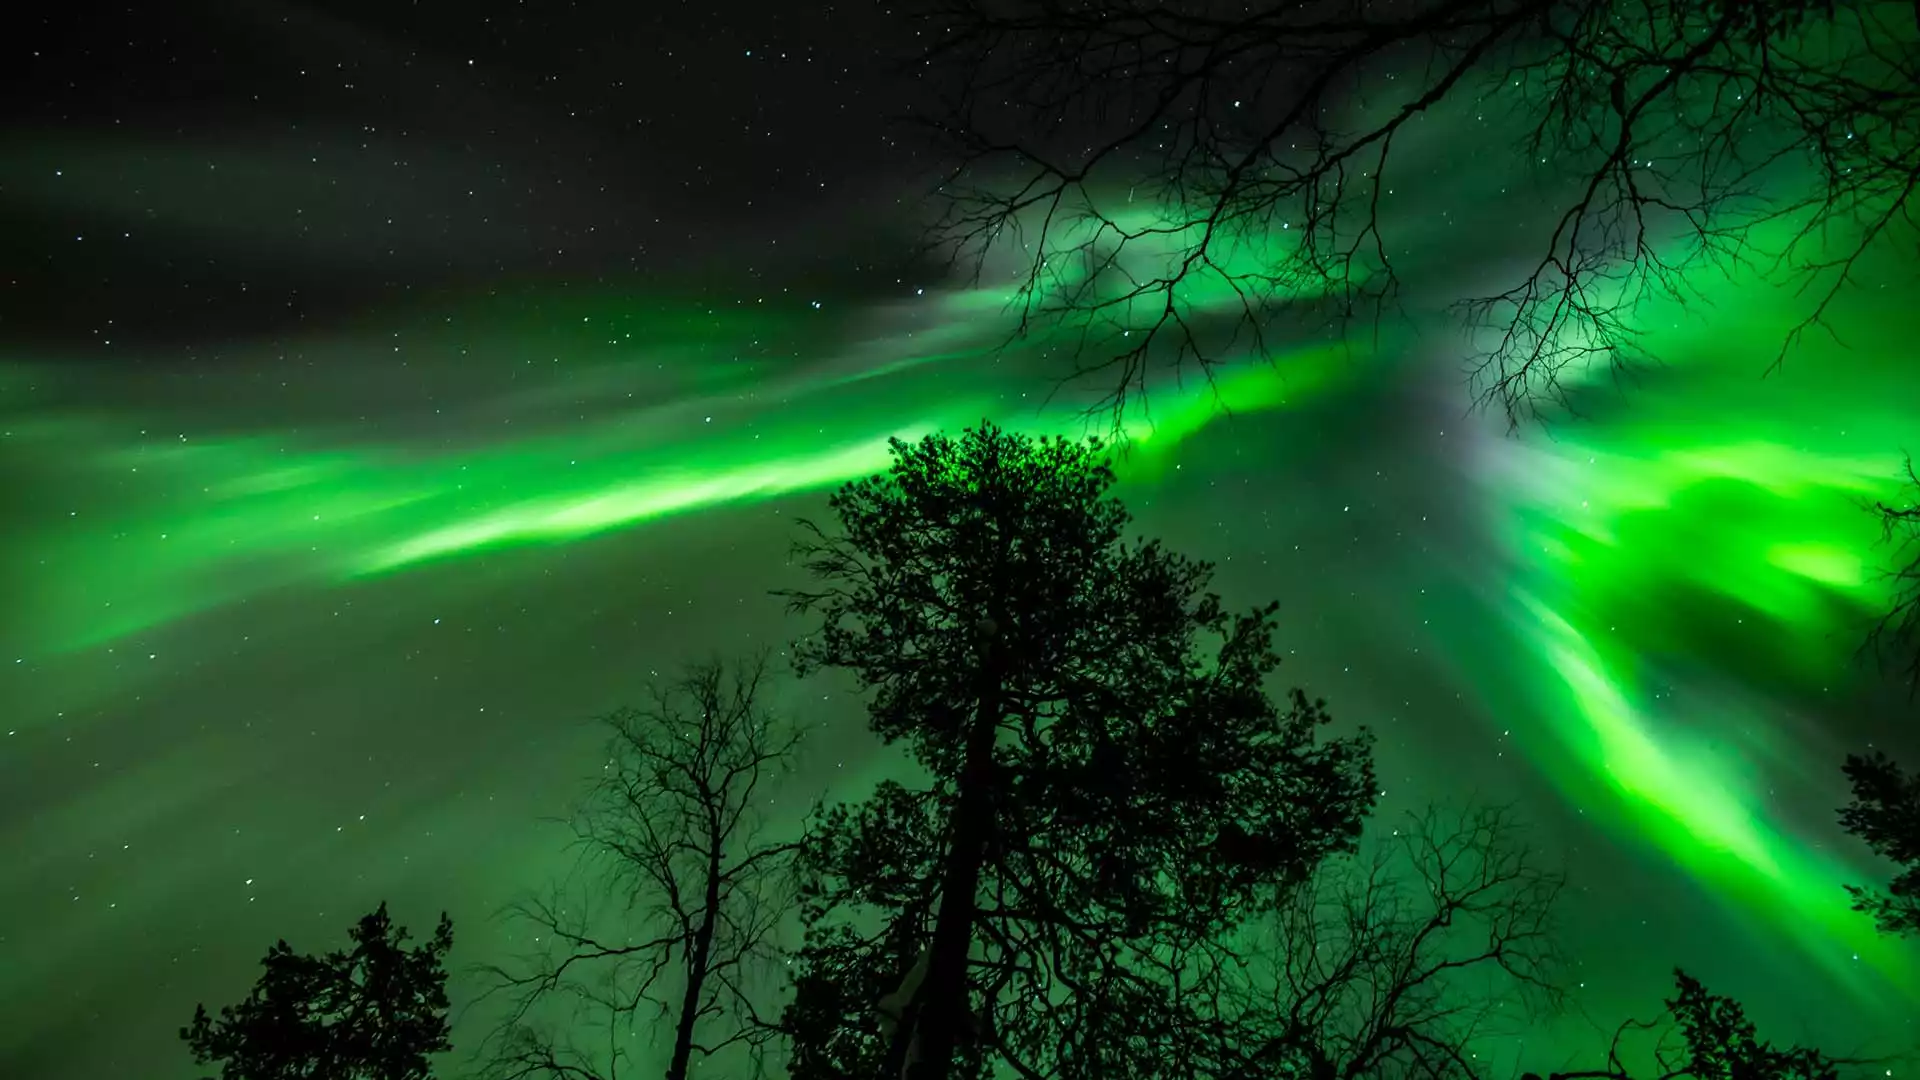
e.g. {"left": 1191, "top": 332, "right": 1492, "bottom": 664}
{"left": 3, "top": 274, "right": 1373, "bottom": 662}
{"left": 2, "top": 180, "right": 1914, "bottom": 1049}
{"left": 1478, "top": 215, "right": 1920, "bottom": 998}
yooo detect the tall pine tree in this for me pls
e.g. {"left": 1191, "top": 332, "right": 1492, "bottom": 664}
{"left": 777, "top": 423, "right": 1377, "bottom": 1080}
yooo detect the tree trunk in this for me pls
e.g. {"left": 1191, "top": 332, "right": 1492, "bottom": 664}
{"left": 665, "top": 833, "right": 724, "bottom": 1080}
{"left": 885, "top": 637, "right": 1005, "bottom": 1080}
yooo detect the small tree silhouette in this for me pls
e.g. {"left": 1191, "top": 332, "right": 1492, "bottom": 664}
{"left": 1838, "top": 750, "right": 1920, "bottom": 937}
{"left": 776, "top": 422, "right": 1377, "bottom": 1080}
{"left": 1866, "top": 455, "right": 1920, "bottom": 697}
{"left": 1841, "top": 459, "right": 1920, "bottom": 938}
{"left": 181, "top": 903, "right": 454, "bottom": 1080}
{"left": 480, "top": 652, "right": 806, "bottom": 1080}
{"left": 1527, "top": 968, "right": 1871, "bottom": 1080}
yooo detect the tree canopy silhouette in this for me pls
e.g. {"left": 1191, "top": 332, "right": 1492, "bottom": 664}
{"left": 904, "top": 0, "right": 1918, "bottom": 430}
{"left": 1840, "top": 460, "right": 1920, "bottom": 937}
{"left": 1838, "top": 749, "right": 1920, "bottom": 937}
{"left": 1866, "top": 456, "right": 1920, "bottom": 695}
{"left": 1528, "top": 968, "right": 1865, "bottom": 1080}
{"left": 181, "top": 903, "right": 454, "bottom": 1080}
{"left": 480, "top": 652, "right": 806, "bottom": 1080}
{"left": 775, "top": 422, "right": 1377, "bottom": 1080}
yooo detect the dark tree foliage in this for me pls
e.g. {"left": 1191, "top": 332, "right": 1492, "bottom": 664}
{"left": 904, "top": 0, "right": 1918, "bottom": 429}
{"left": 1838, "top": 750, "right": 1920, "bottom": 936}
{"left": 479, "top": 653, "right": 805, "bottom": 1080}
{"left": 1866, "top": 456, "right": 1920, "bottom": 695}
{"left": 1663, "top": 972, "right": 1841, "bottom": 1080}
{"left": 181, "top": 903, "right": 454, "bottom": 1080}
{"left": 776, "top": 422, "right": 1378, "bottom": 1080}
{"left": 1531, "top": 969, "right": 1857, "bottom": 1080}
{"left": 781, "top": 782, "right": 952, "bottom": 1080}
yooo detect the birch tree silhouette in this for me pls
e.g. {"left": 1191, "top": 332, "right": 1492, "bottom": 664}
{"left": 481, "top": 654, "right": 805, "bottom": 1080}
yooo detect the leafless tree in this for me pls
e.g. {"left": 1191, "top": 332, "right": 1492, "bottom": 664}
{"left": 1220, "top": 804, "right": 1566, "bottom": 1080}
{"left": 478, "top": 653, "right": 807, "bottom": 1080}
{"left": 905, "top": 0, "right": 1919, "bottom": 430}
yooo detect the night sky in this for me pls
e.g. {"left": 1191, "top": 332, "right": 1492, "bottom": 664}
{"left": 3, "top": 3, "right": 1917, "bottom": 1078}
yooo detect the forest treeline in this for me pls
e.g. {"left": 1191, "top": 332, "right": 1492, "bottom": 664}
{"left": 182, "top": 423, "right": 1919, "bottom": 1080}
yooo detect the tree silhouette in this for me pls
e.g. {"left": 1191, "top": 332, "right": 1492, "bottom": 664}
{"left": 1220, "top": 804, "right": 1566, "bottom": 1080}
{"left": 1837, "top": 750, "right": 1920, "bottom": 937}
{"left": 1529, "top": 968, "right": 1862, "bottom": 1080}
{"left": 1866, "top": 455, "right": 1920, "bottom": 696}
{"left": 1840, "top": 457, "right": 1920, "bottom": 938}
{"left": 180, "top": 903, "right": 454, "bottom": 1080}
{"left": 776, "top": 422, "right": 1377, "bottom": 1080}
{"left": 904, "top": 0, "right": 1918, "bottom": 429}
{"left": 480, "top": 653, "right": 806, "bottom": 1080}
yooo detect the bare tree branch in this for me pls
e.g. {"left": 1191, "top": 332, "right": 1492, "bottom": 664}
{"left": 476, "top": 652, "right": 809, "bottom": 1080}
{"left": 1223, "top": 803, "right": 1567, "bottom": 1080}
{"left": 907, "top": 0, "right": 1919, "bottom": 432}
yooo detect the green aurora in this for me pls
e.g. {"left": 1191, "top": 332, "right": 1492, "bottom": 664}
{"left": 3, "top": 190, "right": 1917, "bottom": 1073}
{"left": 1489, "top": 223, "right": 1918, "bottom": 992}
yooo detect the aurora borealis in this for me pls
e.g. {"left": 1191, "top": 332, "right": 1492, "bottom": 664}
{"left": 3, "top": 3, "right": 1918, "bottom": 1077}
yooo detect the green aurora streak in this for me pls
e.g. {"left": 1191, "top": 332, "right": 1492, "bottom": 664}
{"left": 6, "top": 202, "right": 1370, "bottom": 659}
{"left": 1471, "top": 218, "right": 1920, "bottom": 1002}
